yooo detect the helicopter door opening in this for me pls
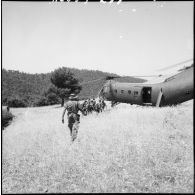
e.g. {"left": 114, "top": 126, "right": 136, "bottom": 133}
{"left": 142, "top": 87, "right": 152, "bottom": 103}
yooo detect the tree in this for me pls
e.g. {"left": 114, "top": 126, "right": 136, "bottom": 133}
{"left": 50, "top": 67, "right": 82, "bottom": 106}
{"left": 44, "top": 84, "right": 61, "bottom": 105}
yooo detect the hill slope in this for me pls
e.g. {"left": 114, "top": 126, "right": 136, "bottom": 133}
{"left": 2, "top": 68, "right": 146, "bottom": 106}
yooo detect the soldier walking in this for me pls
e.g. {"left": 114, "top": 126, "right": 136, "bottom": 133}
{"left": 101, "top": 99, "right": 106, "bottom": 110}
{"left": 62, "top": 93, "right": 85, "bottom": 142}
{"left": 82, "top": 100, "right": 88, "bottom": 116}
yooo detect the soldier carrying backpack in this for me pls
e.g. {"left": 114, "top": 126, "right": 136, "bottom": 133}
{"left": 62, "top": 93, "right": 85, "bottom": 142}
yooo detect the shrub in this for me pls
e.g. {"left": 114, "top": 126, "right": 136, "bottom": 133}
{"left": 8, "top": 98, "right": 27, "bottom": 108}
{"left": 2, "top": 110, "right": 14, "bottom": 129}
{"left": 2, "top": 98, "right": 8, "bottom": 106}
{"left": 46, "top": 92, "right": 60, "bottom": 105}
{"left": 33, "top": 97, "right": 49, "bottom": 107}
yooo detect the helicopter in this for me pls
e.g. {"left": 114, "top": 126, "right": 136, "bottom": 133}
{"left": 97, "top": 59, "right": 194, "bottom": 107}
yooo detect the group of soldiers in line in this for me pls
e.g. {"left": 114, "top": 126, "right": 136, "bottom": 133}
{"left": 62, "top": 94, "right": 107, "bottom": 142}
{"left": 82, "top": 98, "right": 106, "bottom": 115}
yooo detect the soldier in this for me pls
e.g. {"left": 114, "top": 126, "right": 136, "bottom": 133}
{"left": 62, "top": 93, "right": 85, "bottom": 142}
{"left": 102, "top": 99, "right": 106, "bottom": 110}
{"left": 7, "top": 106, "right": 10, "bottom": 112}
{"left": 95, "top": 100, "right": 101, "bottom": 113}
{"left": 98, "top": 99, "right": 103, "bottom": 112}
{"left": 88, "top": 99, "right": 94, "bottom": 113}
{"left": 85, "top": 99, "right": 90, "bottom": 114}
{"left": 82, "top": 100, "right": 88, "bottom": 116}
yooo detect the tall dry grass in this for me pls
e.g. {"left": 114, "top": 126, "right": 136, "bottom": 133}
{"left": 2, "top": 100, "right": 193, "bottom": 193}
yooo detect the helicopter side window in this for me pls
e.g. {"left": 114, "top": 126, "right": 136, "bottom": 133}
{"left": 121, "top": 90, "right": 124, "bottom": 94}
{"left": 134, "top": 91, "right": 138, "bottom": 95}
{"left": 185, "top": 90, "right": 190, "bottom": 95}
{"left": 128, "top": 90, "right": 131, "bottom": 94}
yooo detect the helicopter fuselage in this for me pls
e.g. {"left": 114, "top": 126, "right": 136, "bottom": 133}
{"left": 100, "top": 66, "right": 193, "bottom": 106}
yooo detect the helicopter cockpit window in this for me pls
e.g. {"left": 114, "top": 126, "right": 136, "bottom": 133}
{"left": 185, "top": 90, "right": 190, "bottom": 95}
{"left": 128, "top": 90, "right": 131, "bottom": 94}
{"left": 121, "top": 90, "right": 124, "bottom": 93}
{"left": 134, "top": 91, "right": 138, "bottom": 95}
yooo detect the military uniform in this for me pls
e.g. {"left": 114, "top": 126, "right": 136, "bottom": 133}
{"left": 82, "top": 100, "right": 88, "bottom": 116}
{"left": 95, "top": 101, "right": 101, "bottom": 113}
{"left": 62, "top": 94, "right": 84, "bottom": 142}
{"left": 102, "top": 99, "right": 106, "bottom": 110}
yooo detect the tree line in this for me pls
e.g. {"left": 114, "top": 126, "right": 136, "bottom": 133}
{"left": 2, "top": 67, "right": 146, "bottom": 107}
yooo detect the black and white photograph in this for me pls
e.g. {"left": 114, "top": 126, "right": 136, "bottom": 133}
{"left": 2, "top": 0, "right": 194, "bottom": 193}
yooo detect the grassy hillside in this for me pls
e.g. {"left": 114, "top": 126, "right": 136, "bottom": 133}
{"left": 2, "top": 100, "right": 193, "bottom": 193}
{"left": 2, "top": 69, "right": 50, "bottom": 106}
{"left": 2, "top": 68, "right": 145, "bottom": 106}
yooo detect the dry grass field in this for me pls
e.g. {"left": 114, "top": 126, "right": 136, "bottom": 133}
{"left": 2, "top": 100, "right": 194, "bottom": 193}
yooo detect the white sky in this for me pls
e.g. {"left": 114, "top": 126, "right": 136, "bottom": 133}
{"left": 2, "top": 1, "right": 194, "bottom": 76}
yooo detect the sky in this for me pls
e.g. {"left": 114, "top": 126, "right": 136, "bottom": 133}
{"left": 2, "top": 1, "right": 194, "bottom": 77}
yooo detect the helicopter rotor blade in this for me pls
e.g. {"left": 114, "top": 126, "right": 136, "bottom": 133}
{"left": 79, "top": 75, "right": 121, "bottom": 85}
{"left": 79, "top": 78, "right": 104, "bottom": 85}
{"left": 156, "top": 58, "right": 193, "bottom": 71}
{"left": 127, "top": 75, "right": 164, "bottom": 78}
